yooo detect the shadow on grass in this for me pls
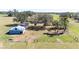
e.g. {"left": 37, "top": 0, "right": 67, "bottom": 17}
{"left": 5, "top": 24, "right": 18, "bottom": 27}
{"left": 27, "top": 26, "right": 45, "bottom": 31}
{"left": 6, "top": 32, "right": 22, "bottom": 36}
{"left": 43, "top": 30, "right": 64, "bottom": 37}
{"left": 0, "top": 15, "right": 10, "bottom": 17}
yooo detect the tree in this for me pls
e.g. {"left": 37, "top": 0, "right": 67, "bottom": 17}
{"left": 43, "top": 14, "right": 52, "bottom": 26}
{"left": 51, "top": 13, "right": 69, "bottom": 34}
{"left": 26, "top": 13, "right": 38, "bottom": 26}
{"left": 37, "top": 14, "right": 52, "bottom": 26}
{"left": 59, "top": 14, "right": 69, "bottom": 32}
{"left": 25, "top": 11, "right": 35, "bottom": 17}
{"left": 27, "top": 14, "right": 52, "bottom": 26}
{"left": 52, "top": 20, "right": 59, "bottom": 34}
{"left": 13, "top": 11, "right": 35, "bottom": 23}
{"left": 13, "top": 9, "right": 18, "bottom": 17}
{"left": 65, "top": 12, "right": 72, "bottom": 18}
{"left": 17, "top": 12, "right": 27, "bottom": 23}
{"left": 7, "top": 11, "right": 13, "bottom": 17}
{"left": 51, "top": 14, "right": 60, "bottom": 34}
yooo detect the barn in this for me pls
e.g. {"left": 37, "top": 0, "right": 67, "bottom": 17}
{"left": 6, "top": 26, "right": 25, "bottom": 35}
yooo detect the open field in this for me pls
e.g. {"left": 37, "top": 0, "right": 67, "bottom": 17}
{"left": 0, "top": 14, "right": 13, "bottom": 40}
{"left": 0, "top": 14, "right": 79, "bottom": 48}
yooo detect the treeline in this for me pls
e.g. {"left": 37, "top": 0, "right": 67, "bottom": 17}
{"left": 0, "top": 9, "right": 78, "bottom": 35}
{"left": 0, "top": 11, "right": 7, "bottom": 14}
{"left": 0, "top": 9, "right": 79, "bottom": 35}
{"left": 7, "top": 9, "right": 69, "bottom": 33}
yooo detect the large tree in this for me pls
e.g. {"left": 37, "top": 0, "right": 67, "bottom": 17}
{"left": 27, "top": 14, "right": 53, "bottom": 26}
{"left": 13, "top": 11, "right": 35, "bottom": 23}
{"left": 52, "top": 14, "right": 60, "bottom": 34}
{"left": 37, "top": 14, "right": 52, "bottom": 26}
{"left": 59, "top": 14, "right": 69, "bottom": 32}
{"left": 28, "top": 14, "right": 38, "bottom": 26}
{"left": 13, "top": 9, "right": 18, "bottom": 17}
{"left": 7, "top": 11, "right": 13, "bottom": 17}
{"left": 51, "top": 13, "right": 69, "bottom": 34}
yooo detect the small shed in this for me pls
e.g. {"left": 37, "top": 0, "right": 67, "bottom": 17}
{"left": 7, "top": 26, "right": 25, "bottom": 35}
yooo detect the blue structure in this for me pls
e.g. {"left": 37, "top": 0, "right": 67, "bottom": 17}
{"left": 7, "top": 26, "right": 25, "bottom": 35}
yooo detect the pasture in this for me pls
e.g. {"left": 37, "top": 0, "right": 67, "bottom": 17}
{"left": 0, "top": 14, "right": 79, "bottom": 48}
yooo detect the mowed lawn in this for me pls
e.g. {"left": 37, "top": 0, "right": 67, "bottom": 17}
{"left": 1, "top": 14, "right": 79, "bottom": 48}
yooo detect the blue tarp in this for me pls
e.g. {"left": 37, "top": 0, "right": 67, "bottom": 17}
{"left": 7, "top": 26, "right": 25, "bottom": 35}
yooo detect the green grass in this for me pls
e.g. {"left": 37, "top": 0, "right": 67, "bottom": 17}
{"left": 0, "top": 34, "right": 12, "bottom": 40}
{"left": 36, "top": 34, "right": 75, "bottom": 43}
{"left": 36, "top": 35, "right": 57, "bottom": 42}
{"left": 58, "top": 34, "right": 74, "bottom": 42}
{"left": 0, "top": 14, "right": 14, "bottom": 40}
{"left": 68, "top": 21, "right": 79, "bottom": 38}
{"left": 0, "top": 14, "right": 7, "bottom": 17}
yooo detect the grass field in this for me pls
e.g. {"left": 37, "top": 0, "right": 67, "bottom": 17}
{"left": 0, "top": 14, "right": 13, "bottom": 40}
{"left": 0, "top": 14, "right": 79, "bottom": 48}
